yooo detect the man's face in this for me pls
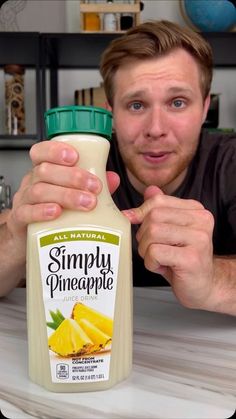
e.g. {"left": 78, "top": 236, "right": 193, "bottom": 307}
{"left": 112, "top": 48, "right": 210, "bottom": 195}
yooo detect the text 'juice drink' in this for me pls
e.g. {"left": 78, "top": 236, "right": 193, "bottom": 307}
{"left": 27, "top": 106, "right": 133, "bottom": 392}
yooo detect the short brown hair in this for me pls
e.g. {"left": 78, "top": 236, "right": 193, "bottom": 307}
{"left": 100, "top": 20, "right": 213, "bottom": 106}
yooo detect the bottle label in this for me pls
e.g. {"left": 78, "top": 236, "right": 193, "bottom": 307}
{"left": 37, "top": 226, "right": 121, "bottom": 383}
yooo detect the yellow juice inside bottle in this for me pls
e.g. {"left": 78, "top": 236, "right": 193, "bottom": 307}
{"left": 26, "top": 108, "right": 133, "bottom": 392}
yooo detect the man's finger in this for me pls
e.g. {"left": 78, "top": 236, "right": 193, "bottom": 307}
{"left": 30, "top": 141, "right": 79, "bottom": 166}
{"left": 122, "top": 185, "right": 164, "bottom": 224}
{"left": 106, "top": 171, "right": 120, "bottom": 195}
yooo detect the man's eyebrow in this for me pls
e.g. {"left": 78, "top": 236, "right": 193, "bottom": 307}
{"left": 166, "top": 86, "right": 194, "bottom": 95}
{"left": 121, "top": 90, "right": 147, "bottom": 100}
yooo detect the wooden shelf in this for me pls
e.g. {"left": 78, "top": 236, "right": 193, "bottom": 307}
{"left": 80, "top": 3, "right": 140, "bottom": 14}
{"left": 80, "top": 0, "right": 141, "bottom": 32}
{"left": 79, "top": 30, "right": 126, "bottom": 33}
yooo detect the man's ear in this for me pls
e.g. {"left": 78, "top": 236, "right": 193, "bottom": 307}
{"left": 202, "top": 94, "right": 211, "bottom": 124}
{"left": 105, "top": 102, "right": 112, "bottom": 112}
{"left": 104, "top": 102, "right": 115, "bottom": 130}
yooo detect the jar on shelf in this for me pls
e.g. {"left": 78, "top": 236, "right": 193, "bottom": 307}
{"left": 103, "top": 0, "right": 117, "bottom": 32}
{"left": 84, "top": 12, "right": 100, "bottom": 31}
{"left": 4, "top": 64, "right": 25, "bottom": 135}
{"left": 83, "top": 0, "right": 101, "bottom": 31}
{"left": 120, "top": 0, "right": 134, "bottom": 30}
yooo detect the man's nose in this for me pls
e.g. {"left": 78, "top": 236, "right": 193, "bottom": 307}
{"left": 144, "top": 107, "right": 167, "bottom": 139}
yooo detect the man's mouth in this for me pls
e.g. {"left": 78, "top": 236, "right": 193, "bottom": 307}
{"left": 142, "top": 151, "right": 171, "bottom": 164}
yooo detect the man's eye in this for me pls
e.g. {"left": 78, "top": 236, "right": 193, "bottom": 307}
{"left": 172, "top": 99, "right": 185, "bottom": 109}
{"left": 129, "top": 102, "right": 143, "bottom": 111}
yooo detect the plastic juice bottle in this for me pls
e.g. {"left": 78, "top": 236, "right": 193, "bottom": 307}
{"left": 26, "top": 106, "right": 133, "bottom": 392}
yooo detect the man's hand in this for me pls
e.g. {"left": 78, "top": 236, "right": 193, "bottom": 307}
{"left": 8, "top": 140, "right": 120, "bottom": 236}
{"left": 123, "top": 185, "right": 216, "bottom": 311}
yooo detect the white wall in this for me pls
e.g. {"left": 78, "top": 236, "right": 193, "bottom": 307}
{"left": 0, "top": 0, "right": 235, "bottom": 196}
{"left": 4, "top": 0, "right": 67, "bottom": 32}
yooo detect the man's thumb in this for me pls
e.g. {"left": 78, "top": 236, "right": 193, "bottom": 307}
{"left": 144, "top": 185, "right": 163, "bottom": 200}
{"left": 122, "top": 185, "right": 163, "bottom": 224}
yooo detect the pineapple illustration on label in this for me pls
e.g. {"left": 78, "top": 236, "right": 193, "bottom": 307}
{"left": 78, "top": 319, "right": 112, "bottom": 352}
{"left": 47, "top": 304, "right": 113, "bottom": 356}
{"left": 72, "top": 302, "right": 113, "bottom": 336}
{"left": 48, "top": 318, "right": 94, "bottom": 357}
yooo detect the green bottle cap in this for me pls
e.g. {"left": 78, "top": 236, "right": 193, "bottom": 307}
{"left": 44, "top": 105, "right": 113, "bottom": 140}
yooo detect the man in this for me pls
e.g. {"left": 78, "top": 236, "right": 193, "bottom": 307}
{"left": 0, "top": 20, "right": 236, "bottom": 315}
